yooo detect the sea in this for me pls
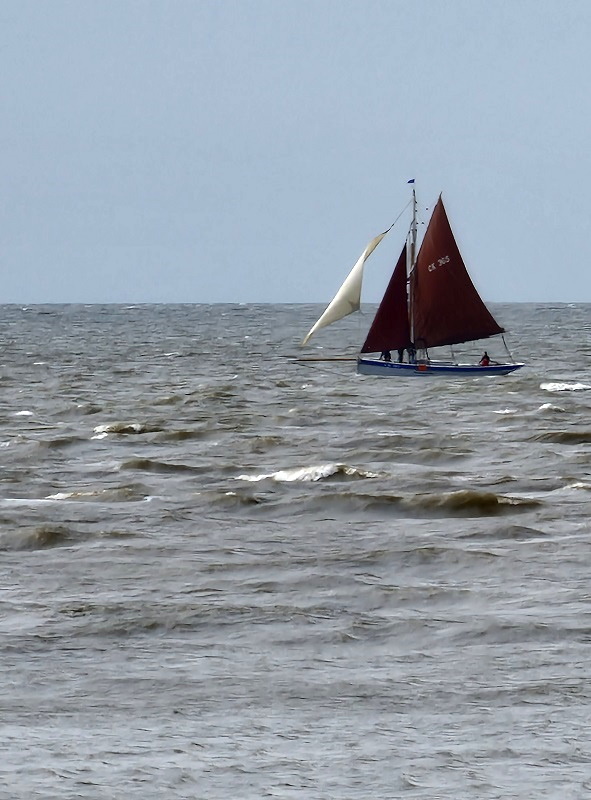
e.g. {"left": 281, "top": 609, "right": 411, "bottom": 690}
{"left": 1, "top": 302, "right": 591, "bottom": 799}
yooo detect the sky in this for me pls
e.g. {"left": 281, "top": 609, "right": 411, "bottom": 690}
{"left": 1, "top": 0, "right": 590, "bottom": 303}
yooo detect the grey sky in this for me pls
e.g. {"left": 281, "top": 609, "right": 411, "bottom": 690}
{"left": 1, "top": 0, "right": 589, "bottom": 303}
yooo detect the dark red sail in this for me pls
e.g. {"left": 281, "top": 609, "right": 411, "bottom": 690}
{"left": 411, "top": 197, "right": 503, "bottom": 349}
{"left": 361, "top": 245, "right": 412, "bottom": 353}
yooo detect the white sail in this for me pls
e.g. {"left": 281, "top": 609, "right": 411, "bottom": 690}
{"left": 301, "top": 230, "right": 388, "bottom": 346}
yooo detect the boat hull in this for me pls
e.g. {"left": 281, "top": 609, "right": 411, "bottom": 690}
{"left": 357, "top": 358, "right": 524, "bottom": 377}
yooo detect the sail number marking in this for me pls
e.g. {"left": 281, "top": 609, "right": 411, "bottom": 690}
{"left": 427, "top": 255, "right": 450, "bottom": 272}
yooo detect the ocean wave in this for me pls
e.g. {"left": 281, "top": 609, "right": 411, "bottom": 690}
{"left": 38, "top": 435, "right": 87, "bottom": 450}
{"left": 451, "top": 620, "right": 574, "bottom": 646}
{"left": 409, "top": 489, "right": 540, "bottom": 515}
{"left": 535, "top": 430, "right": 591, "bottom": 445}
{"left": 541, "top": 382, "right": 591, "bottom": 392}
{"left": 260, "top": 492, "right": 404, "bottom": 518}
{"left": 46, "top": 484, "right": 149, "bottom": 502}
{"left": 184, "top": 384, "right": 238, "bottom": 403}
{"left": 334, "top": 489, "right": 544, "bottom": 518}
{"left": 92, "top": 422, "right": 164, "bottom": 437}
{"left": 537, "top": 402, "right": 566, "bottom": 413}
{"left": 120, "top": 458, "right": 205, "bottom": 474}
{"left": 245, "top": 435, "right": 285, "bottom": 453}
{"left": 210, "top": 491, "right": 266, "bottom": 508}
{"left": 155, "top": 428, "right": 211, "bottom": 442}
{"left": 1, "top": 497, "right": 59, "bottom": 507}
{"left": 152, "top": 394, "right": 183, "bottom": 406}
{"left": 0, "top": 524, "right": 74, "bottom": 550}
{"left": 462, "top": 524, "right": 547, "bottom": 540}
{"left": 237, "top": 463, "right": 380, "bottom": 483}
{"left": 243, "top": 488, "right": 540, "bottom": 519}
{"left": 75, "top": 402, "right": 103, "bottom": 415}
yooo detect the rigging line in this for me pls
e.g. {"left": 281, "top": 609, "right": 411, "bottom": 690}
{"left": 357, "top": 198, "right": 413, "bottom": 320}
{"left": 383, "top": 198, "right": 413, "bottom": 236}
{"left": 501, "top": 334, "right": 515, "bottom": 363}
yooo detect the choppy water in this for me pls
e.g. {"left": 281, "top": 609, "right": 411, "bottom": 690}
{"left": 1, "top": 302, "right": 591, "bottom": 799}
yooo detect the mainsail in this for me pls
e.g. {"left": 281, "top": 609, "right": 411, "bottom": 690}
{"left": 360, "top": 245, "right": 411, "bottom": 353}
{"left": 302, "top": 229, "right": 390, "bottom": 346}
{"left": 411, "top": 197, "right": 504, "bottom": 348}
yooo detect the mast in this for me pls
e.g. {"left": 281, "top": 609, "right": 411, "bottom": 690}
{"left": 408, "top": 187, "right": 418, "bottom": 344}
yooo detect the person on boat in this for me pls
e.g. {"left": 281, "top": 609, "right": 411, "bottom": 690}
{"left": 479, "top": 351, "right": 490, "bottom": 366}
{"left": 407, "top": 344, "right": 416, "bottom": 363}
{"left": 380, "top": 350, "right": 392, "bottom": 362}
{"left": 397, "top": 348, "right": 404, "bottom": 363}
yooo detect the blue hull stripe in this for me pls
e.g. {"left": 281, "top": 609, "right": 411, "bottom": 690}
{"left": 357, "top": 358, "right": 524, "bottom": 377}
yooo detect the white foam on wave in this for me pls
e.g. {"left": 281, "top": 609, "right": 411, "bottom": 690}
{"left": 93, "top": 423, "right": 144, "bottom": 434}
{"left": 238, "top": 463, "right": 378, "bottom": 483}
{"left": 92, "top": 422, "right": 149, "bottom": 440}
{"left": 46, "top": 489, "right": 153, "bottom": 502}
{"left": 14, "top": 410, "right": 33, "bottom": 417}
{"left": 46, "top": 490, "right": 99, "bottom": 500}
{"left": 538, "top": 402, "right": 566, "bottom": 413}
{"left": 541, "top": 382, "right": 591, "bottom": 393}
{"left": 493, "top": 408, "right": 517, "bottom": 415}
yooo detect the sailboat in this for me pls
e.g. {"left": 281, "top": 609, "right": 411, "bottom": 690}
{"left": 302, "top": 186, "right": 524, "bottom": 377}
